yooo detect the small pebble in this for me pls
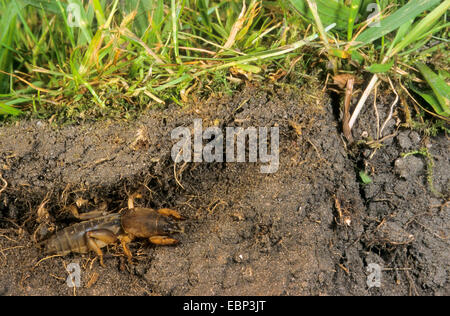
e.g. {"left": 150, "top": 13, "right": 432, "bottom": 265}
{"left": 409, "top": 131, "right": 421, "bottom": 144}
{"left": 394, "top": 156, "right": 424, "bottom": 180}
{"left": 397, "top": 132, "right": 412, "bottom": 149}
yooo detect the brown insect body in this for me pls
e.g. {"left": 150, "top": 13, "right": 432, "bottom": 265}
{"left": 43, "top": 213, "right": 121, "bottom": 256}
{"left": 121, "top": 208, "right": 181, "bottom": 238}
{"left": 40, "top": 205, "right": 183, "bottom": 266}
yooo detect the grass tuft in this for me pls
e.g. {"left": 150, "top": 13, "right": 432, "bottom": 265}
{"left": 0, "top": 0, "right": 448, "bottom": 125}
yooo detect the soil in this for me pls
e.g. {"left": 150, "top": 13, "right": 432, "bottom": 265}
{"left": 0, "top": 82, "right": 448, "bottom": 296}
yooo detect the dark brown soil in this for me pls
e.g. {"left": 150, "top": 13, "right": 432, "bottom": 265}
{"left": 0, "top": 82, "right": 448, "bottom": 296}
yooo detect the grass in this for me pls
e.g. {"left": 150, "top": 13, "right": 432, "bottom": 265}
{"left": 0, "top": 0, "right": 448, "bottom": 125}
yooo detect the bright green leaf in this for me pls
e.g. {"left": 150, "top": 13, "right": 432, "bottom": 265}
{"left": 350, "top": 50, "right": 364, "bottom": 64}
{"left": 416, "top": 62, "right": 450, "bottom": 117}
{"left": 410, "top": 86, "right": 448, "bottom": 117}
{"left": 365, "top": 60, "right": 394, "bottom": 73}
{"left": 235, "top": 64, "right": 261, "bottom": 73}
{"left": 289, "top": 0, "right": 352, "bottom": 31}
{"left": 359, "top": 171, "right": 372, "bottom": 184}
{"left": 330, "top": 48, "right": 350, "bottom": 59}
{"left": 0, "top": 102, "right": 22, "bottom": 116}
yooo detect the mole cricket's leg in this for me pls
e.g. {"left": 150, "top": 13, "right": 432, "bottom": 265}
{"left": 68, "top": 205, "right": 108, "bottom": 220}
{"left": 118, "top": 235, "right": 134, "bottom": 265}
{"left": 149, "top": 236, "right": 179, "bottom": 245}
{"left": 127, "top": 193, "right": 143, "bottom": 209}
{"left": 157, "top": 208, "right": 183, "bottom": 220}
{"left": 85, "top": 229, "right": 117, "bottom": 267}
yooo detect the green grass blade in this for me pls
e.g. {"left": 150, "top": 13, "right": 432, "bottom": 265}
{"left": 387, "top": 17, "right": 414, "bottom": 55}
{"left": 91, "top": 0, "right": 105, "bottom": 26}
{"left": 0, "top": 101, "right": 23, "bottom": 116}
{"left": 56, "top": 0, "right": 76, "bottom": 48}
{"left": 365, "top": 60, "right": 394, "bottom": 73}
{"left": 23, "top": 0, "right": 62, "bottom": 13}
{"left": 389, "top": 0, "right": 450, "bottom": 56}
{"left": 68, "top": 0, "right": 93, "bottom": 44}
{"left": 197, "top": 0, "right": 212, "bottom": 31}
{"left": 416, "top": 62, "right": 450, "bottom": 117}
{"left": 0, "top": 1, "right": 25, "bottom": 93}
{"left": 14, "top": 2, "right": 38, "bottom": 46}
{"left": 348, "top": 0, "right": 361, "bottom": 41}
{"left": 172, "top": 0, "right": 182, "bottom": 64}
{"left": 290, "top": 0, "right": 352, "bottom": 31}
{"left": 410, "top": 86, "right": 448, "bottom": 117}
{"left": 355, "top": 0, "right": 441, "bottom": 47}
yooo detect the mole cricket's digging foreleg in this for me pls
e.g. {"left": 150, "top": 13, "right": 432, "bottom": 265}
{"left": 157, "top": 208, "right": 184, "bottom": 219}
{"left": 149, "top": 236, "right": 179, "bottom": 245}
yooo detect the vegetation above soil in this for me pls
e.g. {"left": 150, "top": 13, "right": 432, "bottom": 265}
{"left": 0, "top": 0, "right": 448, "bottom": 127}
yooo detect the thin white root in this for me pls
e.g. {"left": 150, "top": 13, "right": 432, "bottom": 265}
{"left": 349, "top": 74, "right": 379, "bottom": 130}
{"left": 380, "top": 77, "right": 399, "bottom": 137}
{"left": 373, "top": 83, "right": 381, "bottom": 140}
{"left": 349, "top": 55, "right": 392, "bottom": 131}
